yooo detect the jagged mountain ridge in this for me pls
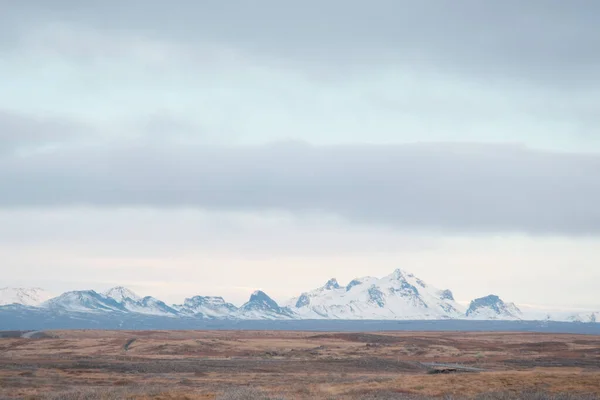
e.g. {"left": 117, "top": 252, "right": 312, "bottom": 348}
{"left": 105, "top": 286, "right": 141, "bottom": 302}
{"left": 238, "top": 290, "right": 295, "bottom": 320}
{"left": 2, "top": 269, "right": 598, "bottom": 322}
{"left": 104, "top": 286, "right": 180, "bottom": 316}
{"left": 43, "top": 290, "right": 128, "bottom": 313}
{"left": 43, "top": 289, "right": 179, "bottom": 317}
{"left": 287, "top": 269, "right": 465, "bottom": 320}
{"left": 175, "top": 296, "right": 238, "bottom": 318}
{"left": 37, "top": 287, "right": 294, "bottom": 320}
{"left": 0, "top": 287, "right": 53, "bottom": 306}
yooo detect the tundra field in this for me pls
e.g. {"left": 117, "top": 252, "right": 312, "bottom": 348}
{"left": 0, "top": 330, "right": 599, "bottom": 399}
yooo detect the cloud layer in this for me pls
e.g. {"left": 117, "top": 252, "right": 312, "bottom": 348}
{"left": 2, "top": 2, "right": 600, "bottom": 151}
{"left": 5, "top": 1, "right": 599, "bottom": 84}
{"left": 2, "top": 142, "right": 599, "bottom": 234}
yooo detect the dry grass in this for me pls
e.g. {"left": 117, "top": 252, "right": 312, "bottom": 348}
{"left": 0, "top": 330, "right": 599, "bottom": 399}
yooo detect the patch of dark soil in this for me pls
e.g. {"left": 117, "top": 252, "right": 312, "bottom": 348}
{"left": 505, "top": 357, "right": 600, "bottom": 369}
{"left": 123, "top": 338, "right": 136, "bottom": 351}
{"left": 504, "top": 342, "right": 570, "bottom": 352}
{"left": 318, "top": 357, "right": 423, "bottom": 373}
{"left": 0, "top": 356, "right": 423, "bottom": 375}
{"left": 573, "top": 340, "right": 600, "bottom": 346}
{"left": 308, "top": 333, "right": 407, "bottom": 344}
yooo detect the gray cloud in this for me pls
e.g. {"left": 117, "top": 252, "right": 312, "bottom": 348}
{"left": 1, "top": 141, "right": 599, "bottom": 234}
{"left": 0, "top": 110, "right": 86, "bottom": 153}
{"left": 3, "top": 0, "right": 599, "bottom": 86}
{"left": 136, "top": 112, "right": 217, "bottom": 144}
{"left": 3, "top": 1, "right": 599, "bottom": 152}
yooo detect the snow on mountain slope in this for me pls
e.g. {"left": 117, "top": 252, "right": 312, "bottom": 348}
{"left": 121, "top": 296, "right": 180, "bottom": 316}
{"left": 537, "top": 309, "right": 600, "bottom": 323}
{"left": 288, "top": 269, "right": 465, "bottom": 320}
{"left": 105, "top": 286, "right": 141, "bottom": 303}
{"left": 0, "top": 288, "right": 53, "bottom": 306}
{"left": 175, "top": 296, "right": 238, "bottom": 318}
{"left": 42, "top": 290, "right": 128, "bottom": 313}
{"left": 42, "top": 288, "right": 178, "bottom": 316}
{"left": 237, "top": 290, "right": 295, "bottom": 320}
{"left": 7, "top": 274, "right": 596, "bottom": 323}
{"left": 104, "top": 287, "right": 179, "bottom": 316}
{"left": 465, "top": 295, "right": 522, "bottom": 320}
{"left": 565, "top": 311, "right": 598, "bottom": 323}
{"left": 517, "top": 304, "right": 599, "bottom": 322}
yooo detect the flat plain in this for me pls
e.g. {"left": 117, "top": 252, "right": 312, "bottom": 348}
{"left": 1, "top": 330, "right": 599, "bottom": 399}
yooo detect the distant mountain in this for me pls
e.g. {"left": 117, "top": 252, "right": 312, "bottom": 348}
{"left": 2, "top": 269, "right": 598, "bottom": 324}
{"left": 105, "top": 286, "right": 141, "bottom": 302}
{"left": 466, "top": 295, "right": 522, "bottom": 320}
{"left": 175, "top": 296, "right": 238, "bottom": 318}
{"left": 42, "top": 288, "right": 178, "bottom": 317}
{"left": 42, "top": 290, "right": 128, "bottom": 313}
{"left": 287, "top": 269, "right": 465, "bottom": 320}
{"left": 105, "top": 287, "right": 178, "bottom": 317}
{"left": 123, "top": 296, "right": 180, "bottom": 317}
{"left": 565, "top": 311, "right": 599, "bottom": 323}
{"left": 238, "top": 291, "right": 295, "bottom": 320}
{"left": 0, "top": 287, "right": 53, "bottom": 306}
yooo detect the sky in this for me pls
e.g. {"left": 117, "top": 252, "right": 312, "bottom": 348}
{"left": 1, "top": 1, "right": 599, "bottom": 309}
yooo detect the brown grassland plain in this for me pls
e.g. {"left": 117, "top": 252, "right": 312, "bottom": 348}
{"left": 0, "top": 330, "right": 599, "bottom": 399}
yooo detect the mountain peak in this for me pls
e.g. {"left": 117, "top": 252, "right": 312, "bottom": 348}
{"left": 466, "top": 294, "right": 522, "bottom": 320}
{"left": 439, "top": 289, "right": 455, "bottom": 301}
{"left": 249, "top": 290, "right": 275, "bottom": 305}
{"left": 390, "top": 268, "right": 412, "bottom": 281}
{"left": 104, "top": 286, "right": 141, "bottom": 302}
{"left": 295, "top": 293, "right": 310, "bottom": 308}
{"left": 240, "top": 290, "right": 293, "bottom": 318}
{"left": 469, "top": 294, "right": 500, "bottom": 308}
{"left": 324, "top": 278, "right": 341, "bottom": 290}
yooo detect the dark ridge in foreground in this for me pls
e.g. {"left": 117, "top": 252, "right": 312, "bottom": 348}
{"left": 1, "top": 306, "right": 600, "bottom": 333}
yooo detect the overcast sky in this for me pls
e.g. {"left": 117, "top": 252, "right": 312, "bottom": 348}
{"left": 1, "top": 1, "right": 599, "bottom": 308}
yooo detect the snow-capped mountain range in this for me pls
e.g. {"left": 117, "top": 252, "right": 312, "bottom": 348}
{"left": 288, "top": 270, "right": 464, "bottom": 320}
{"left": 43, "top": 288, "right": 181, "bottom": 317}
{"left": 1, "top": 269, "right": 597, "bottom": 323}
